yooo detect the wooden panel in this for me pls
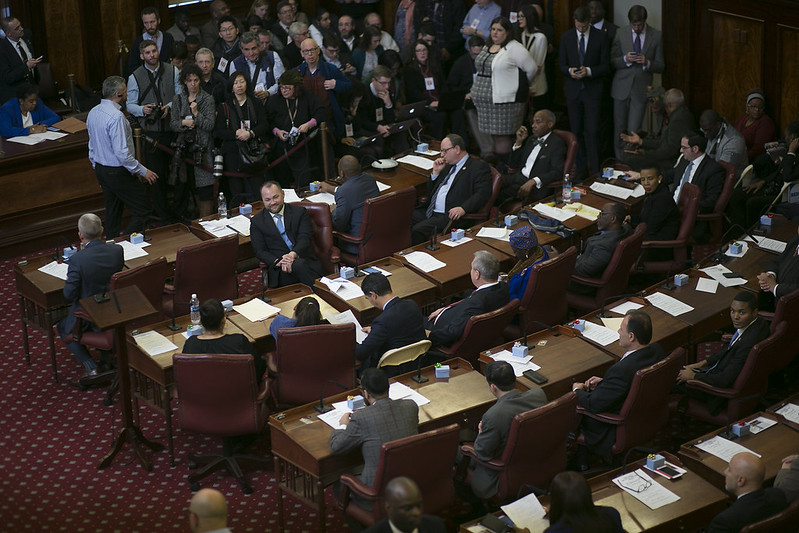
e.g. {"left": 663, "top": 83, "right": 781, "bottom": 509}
{"left": 710, "top": 11, "right": 764, "bottom": 124}
{"left": 779, "top": 25, "right": 799, "bottom": 131}
{"left": 43, "top": 0, "right": 87, "bottom": 86}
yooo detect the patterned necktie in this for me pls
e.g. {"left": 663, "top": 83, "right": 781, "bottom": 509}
{"left": 426, "top": 165, "right": 457, "bottom": 218}
{"left": 274, "top": 214, "right": 293, "bottom": 248}
{"left": 578, "top": 33, "right": 586, "bottom": 65}
{"left": 633, "top": 33, "right": 642, "bottom": 54}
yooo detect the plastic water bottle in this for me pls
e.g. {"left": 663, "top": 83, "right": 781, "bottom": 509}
{"left": 190, "top": 294, "right": 200, "bottom": 325}
{"left": 562, "top": 173, "right": 572, "bottom": 204}
{"left": 218, "top": 192, "right": 227, "bottom": 219}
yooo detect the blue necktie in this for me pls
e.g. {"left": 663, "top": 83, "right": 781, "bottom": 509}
{"left": 674, "top": 161, "right": 693, "bottom": 202}
{"left": 578, "top": 33, "right": 585, "bottom": 65}
{"left": 706, "top": 330, "right": 740, "bottom": 374}
{"left": 633, "top": 33, "right": 642, "bottom": 54}
{"left": 274, "top": 214, "right": 293, "bottom": 249}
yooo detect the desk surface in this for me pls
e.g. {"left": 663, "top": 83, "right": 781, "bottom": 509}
{"left": 394, "top": 239, "right": 514, "bottom": 299}
{"left": 313, "top": 257, "right": 437, "bottom": 324}
{"left": 478, "top": 326, "right": 616, "bottom": 400}
{"left": 721, "top": 246, "right": 778, "bottom": 293}
{"left": 679, "top": 412, "right": 799, "bottom": 491}
{"left": 14, "top": 253, "right": 69, "bottom": 309}
{"left": 119, "top": 224, "right": 211, "bottom": 269}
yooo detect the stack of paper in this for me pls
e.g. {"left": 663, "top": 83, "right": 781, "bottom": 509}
{"left": 388, "top": 382, "right": 430, "bottom": 406}
{"left": 612, "top": 469, "right": 680, "bottom": 510}
{"left": 133, "top": 331, "right": 179, "bottom": 356}
{"left": 590, "top": 182, "right": 645, "bottom": 199}
{"left": 283, "top": 188, "right": 302, "bottom": 203}
{"left": 500, "top": 492, "right": 548, "bottom": 531}
{"left": 320, "top": 276, "right": 365, "bottom": 300}
{"left": 38, "top": 261, "right": 69, "bottom": 280}
{"left": 609, "top": 301, "right": 644, "bottom": 314}
{"left": 224, "top": 215, "right": 252, "bottom": 236}
{"left": 533, "top": 203, "right": 574, "bottom": 222}
{"left": 325, "top": 309, "right": 368, "bottom": 344}
{"left": 403, "top": 251, "right": 446, "bottom": 272}
{"left": 441, "top": 237, "right": 473, "bottom": 247}
{"left": 645, "top": 292, "right": 694, "bottom": 316}
{"left": 776, "top": 403, "right": 799, "bottom": 424}
{"left": 476, "top": 227, "right": 511, "bottom": 241}
{"left": 305, "top": 192, "right": 336, "bottom": 205}
{"left": 581, "top": 321, "right": 619, "bottom": 346}
{"left": 694, "top": 435, "right": 760, "bottom": 462}
{"left": 562, "top": 202, "right": 600, "bottom": 220}
{"left": 117, "top": 240, "right": 150, "bottom": 260}
{"left": 490, "top": 349, "right": 541, "bottom": 376}
{"left": 233, "top": 298, "right": 281, "bottom": 322}
{"left": 745, "top": 235, "right": 788, "bottom": 254}
{"left": 199, "top": 220, "right": 237, "bottom": 238}
{"left": 375, "top": 181, "right": 391, "bottom": 192}
{"left": 699, "top": 265, "right": 747, "bottom": 287}
{"left": 396, "top": 154, "right": 434, "bottom": 170}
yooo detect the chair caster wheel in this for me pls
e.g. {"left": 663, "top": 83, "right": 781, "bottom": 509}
{"left": 190, "top": 482, "right": 201, "bottom": 492}
{"left": 242, "top": 484, "right": 253, "bottom": 495}
{"left": 188, "top": 461, "right": 197, "bottom": 469}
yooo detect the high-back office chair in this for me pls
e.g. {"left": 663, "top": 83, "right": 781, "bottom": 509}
{"left": 460, "top": 166, "right": 502, "bottom": 225}
{"left": 695, "top": 161, "right": 736, "bottom": 245}
{"left": 436, "top": 299, "right": 521, "bottom": 368}
{"left": 302, "top": 202, "right": 340, "bottom": 275}
{"left": 740, "top": 499, "right": 799, "bottom": 533}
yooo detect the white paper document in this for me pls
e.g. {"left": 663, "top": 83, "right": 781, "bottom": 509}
{"left": 441, "top": 237, "right": 473, "bottom": 247}
{"left": 38, "top": 260, "right": 69, "bottom": 280}
{"left": 600, "top": 317, "right": 624, "bottom": 331}
{"left": 320, "top": 276, "right": 365, "bottom": 300}
{"left": 776, "top": 403, "right": 799, "bottom": 424}
{"left": 694, "top": 435, "right": 760, "bottom": 463}
{"left": 500, "top": 492, "right": 548, "bottom": 531}
{"left": 29, "top": 131, "right": 68, "bottom": 141}
{"left": 7, "top": 135, "right": 43, "bottom": 145}
{"left": 612, "top": 469, "right": 680, "bottom": 510}
{"left": 581, "top": 321, "right": 619, "bottom": 346}
{"left": 490, "top": 349, "right": 540, "bottom": 376}
{"left": 645, "top": 292, "right": 694, "bottom": 316}
{"left": 699, "top": 264, "right": 747, "bottom": 287}
{"left": 590, "top": 181, "right": 645, "bottom": 200}
{"left": 609, "top": 301, "right": 643, "bottom": 315}
{"left": 325, "top": 309, "right": 368, "bottom": 344}
{"left": 533, "top": 203, "right": 574, "bottom": 222}
{"left": 403, "top": 251, "right": 446, "bottom": 272}
{"left": 476, "top": 227, "right": 511, "bottom": 241}
{"left": 388, "top": 382, "right": 430, "bottom": 406}
{"left": 199, "top": 219, "right": 237, "bottom": 238}
{"left": 282, "top": 188, "right": 303, "bottom": 203}
{"left": 695, "top": 278, "right": 719, "bottom": 294}
{"left": 748, "top": 416, "right": 777, "bottom": 434}
{"left": 224, "top": 214, "right": 251, "bottom": 236}
{"left": 318, "top": 407, "right": 350, "bottom": 430}
{"left": 745, "top": 235, "right": 788, "bottom": 254}
{"left": 415, "top": 149, "right": 440, "bottom": 156}
{"left": 305, "top": 192, "right": 336, "bottom": 205}
{"left": 396, "top": 154, "right": 434, "bottom": 170}
{"left": 117, "top": 240, "right": 149, "bottom": 260}
{"left": 375, "top": 180, "right": 391, "bottom": 192}
{"left": 132, "top": 330, "right": 179, "bottom": 356}
{"left": 233, "top": 298, "right": 281, "bottom": 322}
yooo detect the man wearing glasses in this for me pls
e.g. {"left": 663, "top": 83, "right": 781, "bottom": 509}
{"left": 570, "top": 202, "right": 629, "bottom": 287}
{"left": 211, "top": 15, "right": 242, "bottom": 77}
{"left": 321, "top": 34, "right": 357, "bottom": 77}
{"left": 296, "top": 38, "right": 351, "bottom": 138}
{"left": 229, "top": 32, "right": 284, "bottom": 103}
{"left": 356, "top": 65, "right": 409, "bottom": 157}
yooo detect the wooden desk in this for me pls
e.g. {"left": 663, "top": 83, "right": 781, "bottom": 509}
{"left": 269, "top": 358, "right": 495, "bottom": 533}
{"left": 766, "top": 392, "right": 799, "bottom": 432}
{"left": 753, "top": 213, "right": 798, "bottom": 242}
{"left": 721, "top": 246, "right": 776, "bottom": 293}
{"left": 313, "top": 257, "right": 437, "bottom": 324}
{"left": 369, "top": 165, "right": 429, "bottom": 196}
{"left": 394, "top": 239, "right": 514, "bottom": 300}
{"left": 14, "top": 253, "right": 71, "bottom": 382}
{"left": 478, "top": 326, "right": 616, "bottom": 400}
{"left": 468, "top": 218, "right": 560, "bottom": 258}
{"left": 459, "top": 452, "right": 728, "bottom": 533}
{"left": 579, "top": 298, "right": 691, "bottom": 360}
{"left": 120, "top": 223, "right": 213, "bottom": 269}
{"left": 678, "top": 412, "right": 799, "bottom": 491}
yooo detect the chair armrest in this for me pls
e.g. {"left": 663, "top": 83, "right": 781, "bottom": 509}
{"left": 257, "top": 378, "right": 270, "bottom": 403}
{"left": 333, "top": 231, "right": 361, "bottom": 245}
{"left": 575, "top": 405, "right": 624, "bottom": 425}
{"left": 459, "top": 444, "right": 506, "bottom": 471}
{"left": 340, "top": 473, "right": 380, "bottom": 500}
{"left": 696, "top": 212, "right": 721, "bottom": 222}
{"left": 569, "top": 274, "right": 603, "bottom": 287}
{"left": 73, "top": 309, "right": 92, "bottom": 322}
{"left": 417, "top": 196, "right": 429, "bottom": 207}
{"left": 330, "top": 245, "right": 341, "bottom": 267}
{"left": 758, "top": 310, "right": 775, "bottom": 321}
{"left": 642, "top": 239, "right": 685, "bottom": 249}
{"left": 685, "top": 379, "right": 737, "bottom": 398}
{"left": 163, "top": 282, "right": 176, "bottom": 294}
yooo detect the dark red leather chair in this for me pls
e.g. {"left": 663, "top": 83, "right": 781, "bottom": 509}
{"left": 461, "top": 166, "right": 502, "bottom": 225}
{"left": 460, "top": 392, "right": 578, "bottom": 504}
{"left": 761, "top": 288, "right": 799, "bottom": 335}
{"left": 670, "top": 322, "right": 790, "bottom": 425}
{"left": 163, "top": 234, "right": 238, "bottom": 318}
{"left": 436, "top": 299, "right": 520, "bottom": 368}
{"left": 695, "top": 161, "right": 735, "bottom": 244}
{"left": 172, "top": 353, "right": 271, "bottom": 494}
{"left": 636, "top": 183, "right": 701, "bottom": 274}
{"left": 740, "top": 499, "right": 799, "bottom": 533}
{"left": 335, "top": 187, "right": 416, "bottom": 266}
{"left": 339, "top": 423, "right": 460, "bottom": 527}
{"left": 302, "top": 201, "right": 341, "bottom": 275}
{"left": 567, "top": 223, "right": 646, "bottom": 315}
{"left": 269, "top": 323, "right": 356, "bottom": 407}
{"left": 504, "top": 246, "right": 578, "bottom": 340}
{"left": 577, "top": 348, "right": 683, "bottom": 458}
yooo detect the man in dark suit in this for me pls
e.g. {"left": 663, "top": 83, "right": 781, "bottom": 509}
{"left": 356, "top": 65, "right": 409, "bottom": 159}
{"left": 572, "top": 202, "right": 628, "bottom": 281}
{"left": 320, "top": 155, "right": 379, "bottom": 253}
{"left": 330, "top": 368, "right": 419, "bottom": 489}
{"left": 589, "top": 1, "right": 618, "bottom": 43}
{"left": 775, "top": 453, "right": 799, "bottom": 503}
{"left": 411, "top": 133, "right": 491, "bottom": 244}
{"left": 573, "top": 310, "right": 666, "bottom": 458}
{"left": 675, "top": 291, "right": 770, "bottom": 414}
{"left": 468, "top": 361, "right": 547, "bottom": 499}
{"left": 707, "top": 452, "right": 788, "bottom": 533}
{"left": 126, "top": 7, "right": 175, "bottom": 77}
{"left": 559, "top": 6, "right": 610, "bottom": 178}
{"left": 251, "top": 181, "right": 323, "bottom": 288}
{"left": 498, "top": 109, "right": 566, "bottom": 206}
{"left": 427, "top": 250, "right": 510, "bottom": 347}
{"left": 0, "top": 17, "right": 40, "bottom": 105}
{"left": 758, "top": 225, "right": 799, "bottom": 300}
{"left": 56, "top": 214, "right": 124, "bottom": 377}
{"left": 363, "top": 477, "right": 446, "bottom": 533}
{"left": 357, "top": 273, "right": 426, "bottom": 372}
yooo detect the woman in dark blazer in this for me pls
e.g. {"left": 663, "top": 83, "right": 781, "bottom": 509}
{"left": 402, "top": 39, "right": 446, "bottom": 138}
{"left": 629, "top": 166, "right": 680, "bottom": 260}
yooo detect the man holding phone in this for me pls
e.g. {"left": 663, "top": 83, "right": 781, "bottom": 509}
{"left": 0, "top": 17, "right": 41, "bottom": 105}
{"left": 611, "top": 5, "right": 664, "bottom": 160}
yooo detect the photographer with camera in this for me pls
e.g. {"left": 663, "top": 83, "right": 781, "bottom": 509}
{"left": 127, "top": 39, "right": 181, "bottom": 226}
{"left": 170, "top": 64, "right": 216, "bottom": 219}
{"left": 266, "top": 70, "right": 327, "bottom": 188}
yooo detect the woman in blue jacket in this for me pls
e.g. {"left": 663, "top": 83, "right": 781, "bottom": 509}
{"left": 0, "top": 83, "right": 59, "bottom": 137}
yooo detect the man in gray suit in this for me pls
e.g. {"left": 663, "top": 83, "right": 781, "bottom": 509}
{"left": 611, "top": 5, "right": 664, "bottom": 160}
{"left": 468, "top": 361, "right": 546, "bottom": 499}
{"left": 330, "top": 368, "right": 419, "bottom": 489}
{"left": 700, "top": 109, "right": 748, "bottom": 178}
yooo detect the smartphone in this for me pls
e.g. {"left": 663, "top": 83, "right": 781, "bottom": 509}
{"left": 657, "top": 465, "right": 683, "bottom": 478}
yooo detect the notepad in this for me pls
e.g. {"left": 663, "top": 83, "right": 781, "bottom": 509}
{"left": 233, "top": 298, "right": 281, "bottom": 322}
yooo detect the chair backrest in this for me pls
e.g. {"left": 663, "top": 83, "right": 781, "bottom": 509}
{"left": 36, "top": 62, "right": 58, "bottom": 99}
{"left": 770, "top": 288, "right": 799, "bottom": 335}
{"left": 612, "top": 348, "right": 683, "bottom": 454}
{"left": 519, "top": 246, "right": 578, "bottom": 333}
{"left": 671, "top": 182, "right": 702, "bottom": 262}
{"left": 440, "top": 299, "right": 520, "bottom": 367}
{"left": 172, "top": 353, "right": 265, "bottom": 436}
{"left": 377, "top": 340, "right": 431, "bottom": 368}
{"left": 553, "top": 129, "right": 578, "bottom": 179}
{"left": 273, "top": 323, "right": 356, "bottom": 406}
{"left": 592, "top": 223, "right": 646, "bottom": 306}
{"left": 370, "top": 424, "right": 460, "bottom": 519}
{"left": 111, "top": 256, "right": 169, "bottom": 328}
{"left": 462, "top": 166, "right": 502, "bottom": 223}
{"left": 356, "top": 187, "right": 416, "bottom": 264}
{"left": 171, "top": 234, "right": 239, "bottom": 315}
{"left": 740, "top": 498, "right": 799, "bottom": 533}
{"left": 303, "top": 202, "right": 339, "bottom": 274}
{"left": 713, "top": 161, "right": 736, "bottom": 216}
{"left": 495, "top": 392, "right": 578, "bottom": 500}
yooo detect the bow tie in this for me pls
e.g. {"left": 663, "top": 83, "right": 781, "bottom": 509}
{"left": 532, "top": 137, "right": 545, "bottom": 147}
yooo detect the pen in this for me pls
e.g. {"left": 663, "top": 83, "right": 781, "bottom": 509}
{"left": 226, "top": 224, "right": 245, "bottom": 236}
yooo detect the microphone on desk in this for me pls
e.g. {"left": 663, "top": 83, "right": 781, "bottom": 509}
{"left": 491, "top": 211, "right": 504, "bottom": 228}
{"left": 141, "top": 227, "right": 152, "bottom": 243}
{"left": 411, "top": 355, "right": 429, "bottom": 384}
{"left": 354, "top": 233, "right": 374, "bottom": 277}
{"left": 167, "top": 300, "right": 192, "bottom": 331}
{"left": 718, "top": 392, "right": 762, "bottom": 440}
{"left": 657, "top": 259, "right": 695, "bottom": 290}
{"left": 521, "top": 320, "right": 559, "bottom": 349}
{"left": 55, "top": 234, "right": 73, "bottom": 262}
{"left": 315, "top": 380, "right": 350, "bottom": 414}
{"left": 597, "top": 292, "right": 645, "bottom": 319}
{"left": 704, "top": 223, "right": 754, "bottom": 265}
{"left": 622, "top": 446, "right": 658, "bottom": 475}
{"left": 425, "top": 225, "right": 440, "bottom": 251}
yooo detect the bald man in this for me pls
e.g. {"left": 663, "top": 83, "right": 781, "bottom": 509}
{"left": 363, "top": 477, "right": 445, "bottom": 533}
{"left": 319, "top": 155, "right": 379, "bottom": 252}
{"left": 189, "top": 488, "right": 230, "bottom": 533}
{"left": 707, "top": 452, "right": 787, "bottom": 533}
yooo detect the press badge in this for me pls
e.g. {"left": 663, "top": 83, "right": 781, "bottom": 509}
{"left": 255, "top": 83, "right": 265, "bottom": 92}
{"left": 509, "top": 12, "right": 518, "bottom": 23}
{"left": 424, "top": 77, "right": 435, "bottom": 90}
{"left": 375, "top": 108, "right": 383, "bottom": 121}
{"left": 345, "top": 123, "right": 354, "bottom": 137}
{"left": 470, "top": 19, "right": 479, "bottom": 29}
{"left": 241, "top": 120, "right": 251, "bottom": 129}
{"left": 218, "top": 57, "right": 228, "bottom": 72}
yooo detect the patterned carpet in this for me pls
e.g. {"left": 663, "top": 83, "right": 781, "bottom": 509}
{"left": 0, "top": 250, "right": 348, "bottom": 533}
